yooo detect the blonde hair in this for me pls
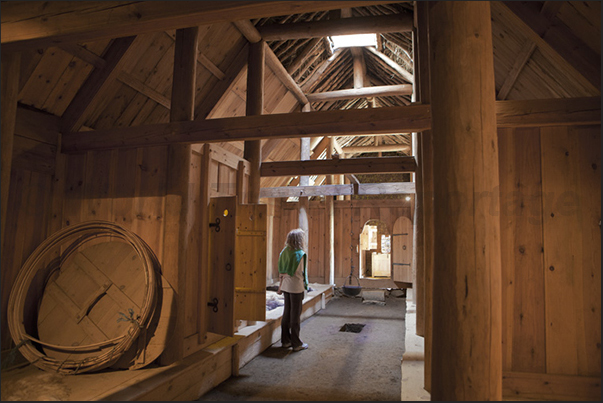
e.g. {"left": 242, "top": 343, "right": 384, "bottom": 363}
{"left": 285, "top": 228, "right": 305, "bottom": 251}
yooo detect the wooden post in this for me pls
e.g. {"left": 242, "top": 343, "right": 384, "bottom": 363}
{"left": 326, "top": 137, "right": 335, "bottom": 285}
{"left": 1, "top": 51, "right": 20, "bottom": 245}
{"left": 244, "top": 40, "right": 265, "bottom": 204}
{"left": 428, "top": 2, "right": 502, "bottom": 400}
{"left": 161, "top": 26, "right": 198, "bottom": 364}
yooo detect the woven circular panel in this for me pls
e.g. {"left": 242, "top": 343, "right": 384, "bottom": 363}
{"left": 7, "top": 221, "right": 158, "bottom": 374}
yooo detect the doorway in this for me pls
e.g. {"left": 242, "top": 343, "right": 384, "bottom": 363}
{"left": 359, "top": 220, "right": 391, "bottom": 279}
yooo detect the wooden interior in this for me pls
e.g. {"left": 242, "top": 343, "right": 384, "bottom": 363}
{"left": 1, "top": 1, "right": 600, "bottom": 401}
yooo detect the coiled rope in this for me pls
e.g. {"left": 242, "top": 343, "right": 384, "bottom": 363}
{"left": 7, "top": 220, "right": 159, "bottom": 374}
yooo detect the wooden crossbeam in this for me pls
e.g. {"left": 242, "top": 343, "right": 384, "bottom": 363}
{"left": 61, "top": 97, "right": 600, "bottom": 153}
{"left": 257, "top": 13, "right": 413, "bottom": 41}
{"left": 306, "top": 84, "right": 412, "bottom": 103}
{"left": 259, "top": 181, "right": 415, "bottom": 198}
{"left": 61, "top": 103, "right": 430, "bottom": 153}
{"left": 342, "top": 144, "right": 410, "bottom": 154}
{"left": 260, "top": 156, "right": 416, "bottom": 177}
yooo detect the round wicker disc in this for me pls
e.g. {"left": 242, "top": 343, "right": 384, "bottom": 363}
{"left": 37, "top": 241, "right": 147, "bottom": 364}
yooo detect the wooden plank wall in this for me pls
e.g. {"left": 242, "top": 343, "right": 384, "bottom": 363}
{"left": 1, "top": 108, "right": 61, "bottom": 355}
{"left": 0, "top": 121, "right": 250, "bottom": 362}
{"left": 498, "top": 124, "right": 601, "bottom": 401}
{"left": 271, "top": 199, "right": 413, "bottom": 285}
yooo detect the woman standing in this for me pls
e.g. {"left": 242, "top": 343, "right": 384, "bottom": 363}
{"left": 277, "top": 228, "right": 309, "bottom": 351}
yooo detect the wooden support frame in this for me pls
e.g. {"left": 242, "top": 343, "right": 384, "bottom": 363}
{"left": 259, "top": 181, "right": 415, "bottom": 198}
{"left": 1, "top": 1, "right": 404, "bottom": 51}
{"left": 306, "top": 84, "right": 412, "bottom": 103}
{"left": 260, "top": 155, "right": 416, "bottom": 177}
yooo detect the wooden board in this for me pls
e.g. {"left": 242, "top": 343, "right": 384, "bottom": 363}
{"left": 207, "top": 197, "right": 236, "bottom": 336}
{"left": 392, "top": 216, "right": 413, "bottom": 283}
{"left": 37, "top": 241, "right": 148, "bottom": 365}
{"left": 234, "top": 203, "right": 267, "bottom": 322}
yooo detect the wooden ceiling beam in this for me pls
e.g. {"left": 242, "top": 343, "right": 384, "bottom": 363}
{"left": 1, "top": 1, "right": 404, "bottom": 51}
{"left": 306, "top": 84, "right": 412, "bottom": 103}
{"left": 61, "top": 96, "right": 600, "bottom": 153}
{"left": 260, "top": 155, "right": 417, "bottom": 177}
{"left": 342, "top": 144, "right": 411, "bottom": 154}
{"left": 259, "top": 181, "right": 415, "bottom": 198}
{"left": 496, "top": 40, "right": 537, "bottom": 100}
{"left": 117, "top": 71, "right": 171, "bottom": 109}
{"left": 257, "top": 13, "right": 413, "bottom": 41}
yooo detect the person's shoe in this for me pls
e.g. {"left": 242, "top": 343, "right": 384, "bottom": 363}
{"left": 292, "top": 343, "right": 308, "bottom": 351}
{"left": 281, "top": 342, "right": 292, "bottom": 348}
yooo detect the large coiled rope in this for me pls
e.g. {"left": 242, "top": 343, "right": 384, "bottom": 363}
{"left": 7, "top": 221, "right": 159, "bottom": 374}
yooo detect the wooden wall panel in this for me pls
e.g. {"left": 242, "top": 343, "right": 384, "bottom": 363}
{"left": 1, "top": 168, "right": 54, "bottom": 352}
{"left": 540, "top": 125, "right": 601, "bottom": 377}
{"left": 498, "top": 127, "right": 546, "bottom": 373}
{"left": 499, "top": 124, "right": 601, "bottom": 400}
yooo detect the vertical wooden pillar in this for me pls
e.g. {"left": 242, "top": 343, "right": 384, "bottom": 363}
{"left": 325, "top": 137, "right": 335, "bottom": 285}
{"left": 428, "top": 2, "right": 502, "bottom": 400}
{"left": 1, "top": 52, "right": 20, "bottom": 244}
{"left": 162, "top": 26, "right": 198, "bottom": 364}
{"left": 244, "top": 40, "right": 265, "bottom": 204}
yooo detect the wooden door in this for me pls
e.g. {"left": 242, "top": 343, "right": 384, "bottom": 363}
{"left": 234, "top": 203, "right": 267, "bottom": 321}
{"left": 392, "top": 216, "right": 413, "bottom": 284}
{"left": 207, "top": 197, "right": 267, "bottom": 336}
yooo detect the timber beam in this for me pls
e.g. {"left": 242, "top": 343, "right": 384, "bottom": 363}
{"left": 61, "top": 104, "right": 430, "bottom": 153}
{"left": 1, "top": 1, "right": 404, "bottom": 51}
{"left": 257, "top": 13, "right": 413, "bottom": 41}
{"left": 61, "top": 96, "right": 600, "bottom": 153}
{"left": 306, "top": 84, "right": 412, "bottom": 103}
{"left": 260, "top": 156, "right": 416, "bottom": 177}
{"left": 259, "top": 181, "right": 415, "bottom": 198}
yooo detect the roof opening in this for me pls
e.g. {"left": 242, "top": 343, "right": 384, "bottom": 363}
{"left": 329, "top": 33, "right": 377, "bottom": 50}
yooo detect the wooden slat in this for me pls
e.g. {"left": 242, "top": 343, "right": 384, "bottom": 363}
{"left": 1, "top": 1, "right": 403, "bottom": 51}
{"left": 117, "top": 71, "right": 171, "bottom": 109}
{"left": 58, "top": 42, "right": 106, "bottom": 69}
{"left": 257, "top": 13, "right": 413, "bottom": 41}
{"left": 497, "top": 40, "right": 537, "bottom": 100}
{"left": 261, "top": 156, "right": 416, "bottom": 177}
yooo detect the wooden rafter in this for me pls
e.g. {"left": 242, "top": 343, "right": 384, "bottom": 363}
{"left": 365, "top": 46, "right": 413, "bottom": 83}
{"left": 502, "top": 1, "right": 600, "bottom": 90}
{"left": 60, "top": 35, "right": 136, "bottom": 133}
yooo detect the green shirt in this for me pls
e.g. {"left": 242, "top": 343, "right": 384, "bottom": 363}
{"left": 278, "top": 246, "right": 308, "bottom": 290}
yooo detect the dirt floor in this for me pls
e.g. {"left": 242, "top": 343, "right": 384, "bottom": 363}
{"left": 198, "top": 289, "right": 407, "bottom": 401}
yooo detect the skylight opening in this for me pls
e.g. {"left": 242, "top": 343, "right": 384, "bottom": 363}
{"left": 329, "top": 33, "right": 378, "bottom": 50}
